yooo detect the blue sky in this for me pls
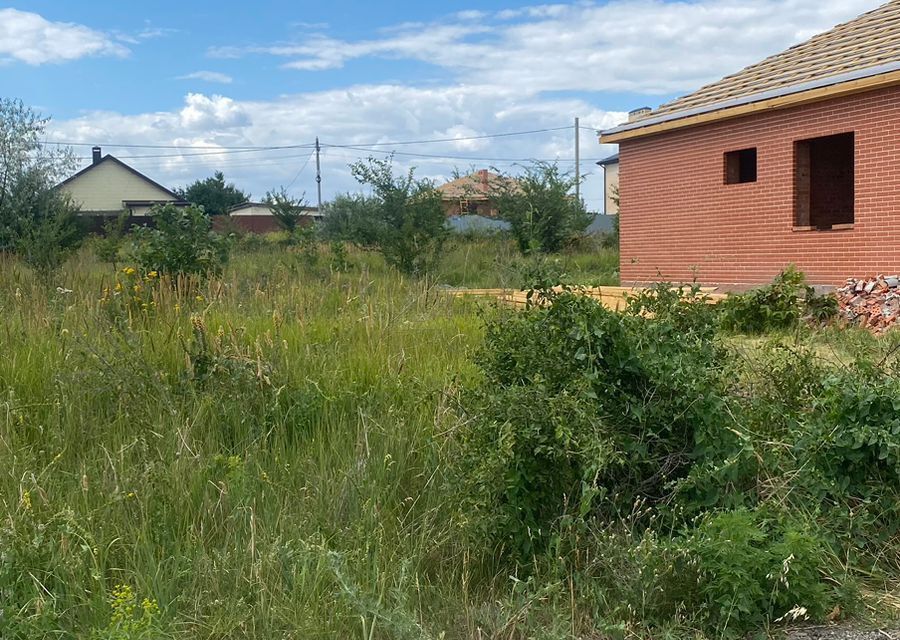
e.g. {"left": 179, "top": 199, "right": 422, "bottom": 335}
{"left": 2, "top": 0, "right": 882, "bottom": 210}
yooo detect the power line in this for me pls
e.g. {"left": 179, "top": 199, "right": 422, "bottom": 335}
{"left": 285, "top": 149, "right": 316, "bottom": 190}
{"left": 38, "top": 124, "right": 576, "bottom": 153}
{"left": 329, "top": 125, "right": 574, "bottom": 147}
{"left": 40, "top": 140, "right": 316, "bottom": 151}
{"left": 324, "top": 143, "right": 600, "bottom": 164}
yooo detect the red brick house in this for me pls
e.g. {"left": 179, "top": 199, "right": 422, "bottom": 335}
{"left": 212, "top": 202, "right": 321, "bottom": 234}
{"left": 600, "top": 1, "right": 900, "bottom": 286}
{"left": 437, "top": 170, "right": 517, "bottom": 217}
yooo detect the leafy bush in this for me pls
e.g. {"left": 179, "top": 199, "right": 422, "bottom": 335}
{"left": 0, "top": 99, "right": 85, "bottom": 279}
{"left": 130, "top": 204, "right": 230, "bottom": 276}
{"left": 13, "top": 190, "right": 85, "bottom": 280}
{"left": 491, "top": 162, "right": 592, "bottom": 254}
{"left": 453, "top": 288, "right": 725, "bottom": 558}
{"left": 675, "top": 509, "right": 840, "bottom": 636}
{"left": 349, "top": 157, "right": 446, "bottom": 274}
{"left": 265, "top": 187, "right": 309, "bottom": 235}
{"left": 319, "top": 193, "right": 382, "bottom": 248}
{"left": 449, "top": 282, "right": 888, "bottom": 636}
{"left": 721, "top": 266, "right": 838, "bottom": 333}
{"left": 94, "top": 212, "right": 129, "bottom": 268}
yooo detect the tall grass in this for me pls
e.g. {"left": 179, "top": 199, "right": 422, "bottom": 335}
{"left": 0, "top": 239, "right": 616, "bottom": 638}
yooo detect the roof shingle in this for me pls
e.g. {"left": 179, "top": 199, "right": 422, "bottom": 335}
{"left": 646, "top": 0, "right": 900, "bottom": 120}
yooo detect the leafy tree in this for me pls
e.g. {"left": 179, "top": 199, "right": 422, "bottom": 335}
{"left": 131, "top": 204, "right": 230, "bottom": 276}
{"left": 265, "top": 187, "right": 309, "bottom": 234}
{"left": 176, "top": 171, "right": 248, "bottom": 216}
{"left": 0, "top": 98, "right": 84, "bottom": 278}
{"left": 349, "top": 156, "right": 446, "bottom": 275}
{"left": 319, "top": 193, "right": 382, "bottom": 248}
{"left": 491, "top": 162, "right": 591, "bottom": 254}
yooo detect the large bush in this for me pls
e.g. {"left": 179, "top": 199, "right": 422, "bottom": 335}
{"left": 131, "top": 203, "right": 230, "bottom": 276}
{"left": 449, "top": 281, "right": 897, "bottom": 636}
{"left": 319, "top": 193, "right": 382, "bottom": 248}
{"left": 0, "top": 98, "right": 85, "bottom": 278}
{"left": 453, "top": 287, "right": 726, "bottom": 558}
{"left": 348, "top": 157, "right": 446, "bottom": 274}
{"left": 491, "top": 162, "right": 592, "bottom": 254}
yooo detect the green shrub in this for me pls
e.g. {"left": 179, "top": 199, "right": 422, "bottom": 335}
{"left": 14, "top": 192, "right": 85, "bottom": 280}
{"left": 491, "top": 162, "right": 592, "bottom": 254}
{"left": 453, "top": 289, "right": 726, "bottom": 558}
{"left": 319, "top": 193, "right": 382, "bottom": 248}
{"left": 676, "top": 509, "right": 841, "bottom": 636}
{"left": 721, "top": 266, "right": 838, "bottom": 333}
{"left": 130, "top": 204, "right": 230, "bottom": 276}
{"left": 93, "top": 212, "right": 129, "bottom": 268}
{"left": 349, "top": 157, "right": 447, "bottom": 275}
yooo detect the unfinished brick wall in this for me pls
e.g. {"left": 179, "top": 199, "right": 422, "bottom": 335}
{"left": 618, "top": 85, "right": 900, "bottom": 286}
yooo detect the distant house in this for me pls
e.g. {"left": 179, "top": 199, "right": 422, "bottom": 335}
{"left": 437, "top": 169, "right": 517, "bottom": 217}
{"left": 596, "top": 153, "right": 619, "bottom": 214}
{"left": 600, "top": 0, "right": 900, "bottom": 286}
{"left": 56, "top": 146, "right": 186, "bottom": 227}
{"left": 215, "top": 201, "right": 322, "bottom": 234}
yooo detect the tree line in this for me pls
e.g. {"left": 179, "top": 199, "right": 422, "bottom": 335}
{"left": 2, "top": 99, "right": 599, "bottom": 279}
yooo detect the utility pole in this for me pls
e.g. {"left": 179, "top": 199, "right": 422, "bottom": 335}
{"left": 315, "top": 137, "right": 323, "bottom": 212}
{"left": 574, "top": 117, "right": 581, "bottom": 205}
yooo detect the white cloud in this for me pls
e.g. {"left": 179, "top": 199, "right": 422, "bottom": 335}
{"left": 0, "top": 8, "right": 128, "bottom": 65}
{"left": 49, "top": 87, "right": 623, "bottom": 209}
{"left": 211, "top": 0, "right": 880, "bottom": 95}
{"left": 42, "top": 0, "right": 885, "bottom": 214}
{"left": 177, "top": 71, "right": 234, "bottom": 84}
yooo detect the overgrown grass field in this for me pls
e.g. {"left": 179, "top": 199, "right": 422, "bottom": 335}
{"left": 0, "top": 237, "right": 618, "bottom": 638}
{"left": 3, "top": 235, "right": 900, "bottom": 639}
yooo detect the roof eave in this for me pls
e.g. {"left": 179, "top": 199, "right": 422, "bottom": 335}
{"left": 600, "top": 62, "right": 900, "bottom": 144}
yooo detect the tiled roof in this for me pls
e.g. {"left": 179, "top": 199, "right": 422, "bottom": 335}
{"left": 437, "top": 170, "right": 515, "bottom": 200}
{"left": 646, "top": 0, "right": 900, "bottom": 120}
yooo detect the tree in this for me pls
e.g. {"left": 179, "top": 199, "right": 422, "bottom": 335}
{"left": 0, "top": 98, "right": 84, "bottom": 279}
{"left": 349, "top": 156, "right": 446, "bottom": 275}
{"left": 265, "top": 187, "right": 309, "bottom": 234}
{"left": 491, "top": 162, "right": 592, "bottom": 254}
{"left": 176, "top": 171, "right": 248, "bottom": 216}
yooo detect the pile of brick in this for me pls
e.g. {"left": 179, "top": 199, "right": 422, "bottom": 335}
{"left": 837, "top": 276, "right": 900, "bottom": 333}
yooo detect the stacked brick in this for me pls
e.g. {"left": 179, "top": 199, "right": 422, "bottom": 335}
{"left": 837, "top": 276, "right": 900, "bottom": 333}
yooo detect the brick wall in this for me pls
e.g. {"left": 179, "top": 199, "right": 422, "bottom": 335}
{"left": 618, "top": 85, "right": 900, "bottom": 286}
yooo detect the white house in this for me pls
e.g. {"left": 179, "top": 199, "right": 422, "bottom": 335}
{"left": 56, "top": 146, "right": 185, "bottom": 219}
{"left": 596, "top": 153, "right": 619, "bottom": 215}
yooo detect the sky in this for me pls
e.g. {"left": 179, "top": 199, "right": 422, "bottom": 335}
{"left": 2, "top": 0, "right": 883, "bottom": 212}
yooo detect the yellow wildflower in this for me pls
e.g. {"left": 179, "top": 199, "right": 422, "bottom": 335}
{"left": 195, "top": 295, "right": 205, "bottom": 302}
{"left": 147, "top": 271, "right": 159, "bottom": 279}
{"left": 21, "top": 489, "right": 31, "bottom": 511}
{"left": 122, "top": 267, "right": 136, "bottom": 276}
{"left": 114, "top": 282, "right": 124, "bottom": 293}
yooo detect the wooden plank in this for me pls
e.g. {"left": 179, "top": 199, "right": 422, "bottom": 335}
{"left": 446, "top": 285, "right": 727, "bottom": 311}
